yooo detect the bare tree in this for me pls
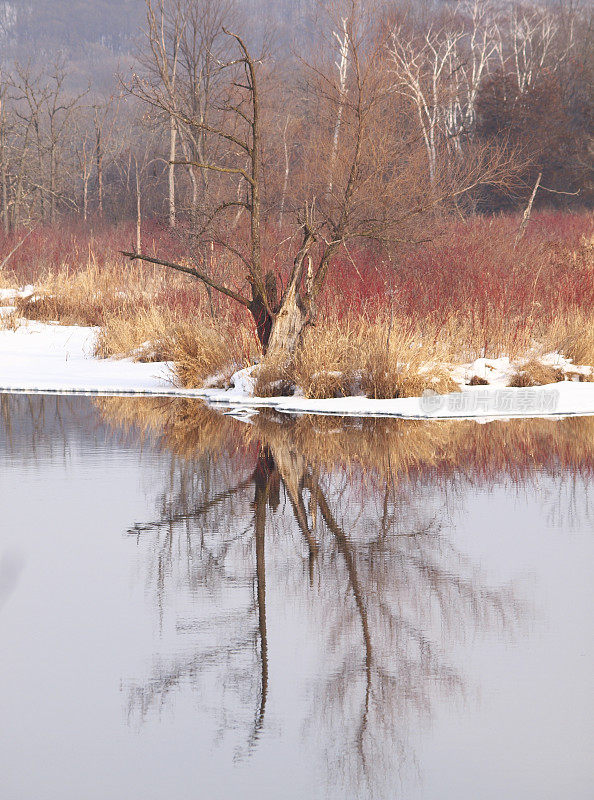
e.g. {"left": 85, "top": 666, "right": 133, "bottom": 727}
{"left": 93, "top": 96, "right": 122, "bottom": 218}
{"left": 506, "top": 3, "right": 566, "bottom": 93}
{"left": 328, "top": 15, "right": 350, "bottom": 197}
{"left": 73, "top": 119, "right": 95, "bottom": 221}
{"left": 388, "top": 0, "right": 501, "bottom": 181}
{"left": 389, "top": 21, "right": 465, "bottom": 183}
{"left": 0, "top": 72, "right": 10, "bottom": 233}
{"left": 141, "top": 0, "right": 186, "bottom": 228}
{"left": 121, "top": 2, "right": 519, "bottom": 363}
{"left": 9, "top": 58, "right": 87, "bottom": 223}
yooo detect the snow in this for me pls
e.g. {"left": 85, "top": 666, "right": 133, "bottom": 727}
{"left": 0, "top": 285, "right": 35, "bottom": 302}
{"left": 0, "top": 321, "right": 175, "bottom": 395}
{"left": 229, "top": 365, "right": 257, "bottom": 394}
{"left": 452, "top": 353, "right": 593, "bottom": 388}
{"left": 2, "top": 319, "right": 594, "bottom": 420}
{"left": 452, "top": 357, "right": 515, "bottom": 388}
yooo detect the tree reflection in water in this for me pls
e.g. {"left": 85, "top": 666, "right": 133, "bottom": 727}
{"left": 2, "top": 394, "right": 592, "bottom": 796}
{"left": 100, "top": 399, "right": 532, "bottom": 795}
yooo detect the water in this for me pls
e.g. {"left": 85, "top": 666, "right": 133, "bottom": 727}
{"left": 0, "top": 395, "right": 592, "bottom": 800}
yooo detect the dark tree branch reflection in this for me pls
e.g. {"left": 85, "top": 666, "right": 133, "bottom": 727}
{"left": 111, "top": 403, "right": 527, "bottom": 794}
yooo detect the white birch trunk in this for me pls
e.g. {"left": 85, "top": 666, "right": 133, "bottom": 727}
{"left": 328, "top": 18, "right": 349, "bottom": 198}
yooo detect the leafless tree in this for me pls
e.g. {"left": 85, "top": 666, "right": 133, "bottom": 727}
{"left": 121, "top": 1, "right": 519, "bottom": 363}
{"left": 388, "top": 0, "right": 501, "bottom": 181}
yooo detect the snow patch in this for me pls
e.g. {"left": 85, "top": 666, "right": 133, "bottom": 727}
{"left": 229, "top": 365, "right": 258, "bottom": 395}
{"left": 0, "top": 285, "right": 35, "bottom": 303}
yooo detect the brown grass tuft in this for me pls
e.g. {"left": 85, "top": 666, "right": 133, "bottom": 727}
{"left": 14, "top": 264, "right": 153, "bottom": 326}
{"left": 292, "top": 324, "right": 359, "bottom": 399}
{"left": 253, "top": 356, "right": 295, "bottom": 397}
{"left": 95, "top": 308, "right": 181, "bottom": 362}
{"left": 163, "top": 320, "right": 256, "bottom": 389}
{"left": 0, "top": 309, "right": 21, "bottom": 331}
{"left": 395, "top": 365, "right": 459, "bottom": 397}
{"left": 508, "top": 360, "right": 564, "bottom": 387}
{"left": 98, "top": 305, "right": 258, "bottom": 389}
{"left": 564, "top": 370, "right": 594, "bottom": 383}
{"left": 555, "top": 318, "right": 594, "bottom": 367}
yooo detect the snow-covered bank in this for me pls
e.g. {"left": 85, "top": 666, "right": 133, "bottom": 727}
{"left": 2, "top": 320, "right": 594, "bottom": 420}
{"left": 0, "top": 321, "right": 175, "bottom": 395}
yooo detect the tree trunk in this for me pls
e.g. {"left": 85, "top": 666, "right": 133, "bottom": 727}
{"left": 1, "top": 137, "right": 8, "bottom": 234}
{"left": 515, "top": 172, "right": 542, "bottom": 247}
{"left": 83, "top": 177, "right": 88, "bottom": 221}
{"left": 95, "top": 123, "right": 103, "bottom": 216}
{"left": 168, "top": 115, "right": 176, "bottom": 228}
{"left": 13, "top": 176, "right": 21, "bottom": 229}
{"left": 49, "top": 148, "right": 56, "bottom": 224}
{"left": 264, "top": 283, "right": 308, "bottom": 361}
{"left": 135, "top": 162, "right": 141, "bottom": 253}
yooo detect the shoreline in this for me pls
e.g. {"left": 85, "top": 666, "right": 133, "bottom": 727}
{"left": 2, "top": 319, "right": 594, "bottom": 421}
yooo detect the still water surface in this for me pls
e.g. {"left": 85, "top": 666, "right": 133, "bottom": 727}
{"left": 0, "top": 395, "right": 592, "bottom": 800}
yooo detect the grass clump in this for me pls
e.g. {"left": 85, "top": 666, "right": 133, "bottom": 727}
{"left": 508, "top": 360, "right": 564, "bottom": 387}
{"left": 556, "top": 318, "right": 594, "bottom": 367}
{"left": 163, "top": 320, "right": 256, "bottom": 389}
{"left": 468, "top": 375, "right": 489, "bottom": 385}
{"left": 0, "top": 309, "right": 21, "bottom": 331}
{"left": 252, "top": 313, "right": 461, "bottom": 400}
{"left": 98, "top": 305, "right": 258, "bottom": 389}
{"left": 253, "top": 355, "right": 295, "bottom": 397}
{"left": 292, "top": 324, "right": 360, "bottom": 399}
{"left": 14, "top": 264, "right": 149, "bottom": 326}
{"left": 393, "top": 364, "right": 459, "bottom": 397}
{"left": 95, "top": 308, "right": 180, "bottom": 362}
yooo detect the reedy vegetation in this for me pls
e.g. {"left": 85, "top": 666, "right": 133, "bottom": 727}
{"left": 1, "top": 212, "right": 594, "bottom": 397}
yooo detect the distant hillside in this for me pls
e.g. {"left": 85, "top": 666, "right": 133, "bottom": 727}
{"left": 0, "top": 0, "right": 327, "bottom": 88}
{"left": 0, "top": 0, "right": 144, "bottom": 52}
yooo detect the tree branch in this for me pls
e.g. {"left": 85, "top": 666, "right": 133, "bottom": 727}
{"left": 171, "top": 159, "right": 254, "bottom": 186}
{"left": 120, "top": 250, "right": 250, "bottom": 307}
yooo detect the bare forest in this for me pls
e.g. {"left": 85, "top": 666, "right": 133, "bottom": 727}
{"left": 1, "top": 0, "right": 593, "bottom": 386}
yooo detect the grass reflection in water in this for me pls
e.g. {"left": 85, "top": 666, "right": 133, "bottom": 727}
{"left": 97, "top": 397, "right": 590, "bottom": 795}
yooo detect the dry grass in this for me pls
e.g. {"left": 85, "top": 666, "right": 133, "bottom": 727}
{"left": 95, "top": 307, "right": 183, "bottom": 362}
{"left": 292, "top": 323, "right": 361, "bottom": 399}
{"left": 12, "top": 262, "right": 159, "bottom": 326}
{"left": 163, "top": 320, "right": 256, "bottom": 388}
{"left": 255, "top": 314, "right": 460, "bottom": 400}
{"left": 253, "top": 355, "right": 295, "bottom": 397}
{"left": 394, "top": 365, "right": 459, "bottom": 397}
{"left": 99, "top": 312, "right": 257, "bottom": 389}
{"left": 554, "top": 313, "right": 594, "bottom": 367}
{"left": 0, "top": 309, "right": 21, "bottom": 331}
{"left": 508, "top": 360, "right": 564, "bottom": 387}
{"left": 94, "top": 301, "right": 594, "bottom": 395}
{"left": 5, "top": 256, "right": 258, "bottom": 388}
{"left": 248, "top": 307, "right": 594, "bottom": 399}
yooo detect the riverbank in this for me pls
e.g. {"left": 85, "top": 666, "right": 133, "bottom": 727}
{"left": 2, "top": 318, "right": 594, "bottom": 420}
{"left": 2, "top": 211, "right": 594, "bottom": 417}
